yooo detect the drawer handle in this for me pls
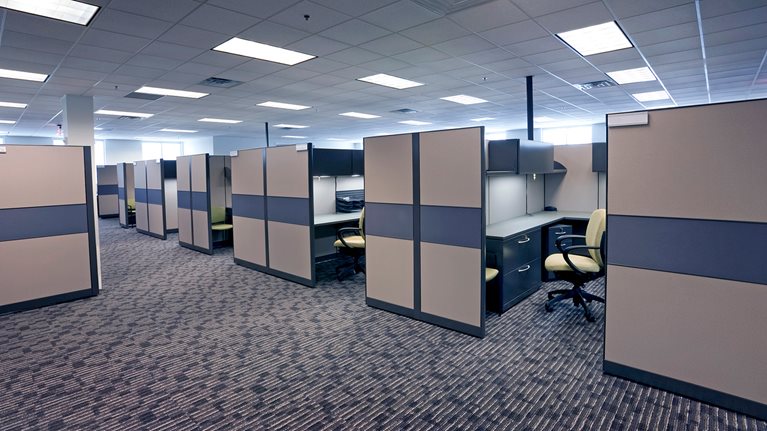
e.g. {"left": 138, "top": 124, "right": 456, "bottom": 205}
{"left": 518, "top": 264, "right": 531, "bottom": 272}
{"left": 555, "top": 230, "right": 566, "bottom": 235}
{"left": 517, "top": 237, "right": 530, "bottom": 244}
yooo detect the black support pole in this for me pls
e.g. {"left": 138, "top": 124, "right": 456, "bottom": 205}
{"left": 265, "top": 122, "right": 270, "bottom": 147}
{"left": 526, "top": 75, "right": 534, "bottom": 140}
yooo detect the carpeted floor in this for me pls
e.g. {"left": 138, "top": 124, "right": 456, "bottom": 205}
{"left": 1, "top": 219, "right": 765, "bottom": 430}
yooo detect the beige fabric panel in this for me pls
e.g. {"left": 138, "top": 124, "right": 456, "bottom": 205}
{"left": 364, "top": 134, "right": 413, "bottom": 205}
{"left": 608, "top": 99, "right": 767, "bottom": 222}
{"left": 176, "top": 156, "right": 191, "bottom": 191}
{"left": 266, "top": 145, "right": 309, "bottom": 198}
{"left": 98, "top": 195, "right": 119, "bottom": 216}
{"left": 192, "top": 210, "right": 210, "bottom": 249}
{"left": 419, "top": 128, "right": 482, "bottom": 208}
{"left": 191, "top": 154, "right": 208, "bottom": 193}
{"left": 148, "top": 204, "right": 165, "bottom": 236}
{"left": 233, "top": 216, "right": 266, "bottom": 266}
{"left": 0, "top": 145, "right": 85, "bottom": 209}
{"left": 164, "top": 179, "right": 178, "bottom": 230}
{"left": 0, "top": 233, "right": 91, "bottom": 306}
{"left": 178, "top": 208, "right": 192, "bottom": 244}
{"left": 232, "top": 149, "right": 264, "bottom": 196}
{"left": 267, "top": 221, "right": 311, "bottom": 279}
{"left": 605, "top": 265, "right": 767, "bottom": 404}
{"left": 125, "top": 164, "right": 135, "bottom": 200}
{"left": 545, "top": 144, "right": 599, "bottom": 212}
{"left": 209, "top": 156, "right": 228, "bottom": 210}
{"left": 420, "top": 242, "right": 482, "bottom": 326}
{"left": 146, "top": 160, "right": 163, "bottom": 189}
{"left": 97, "top": 165, "right": 117, "bottom": 184}
{"left": 135, "top": 202, "right": 148, "bottom": 231}
{"left": 365, "top": 235, "right": 414, "bottom": 309}
{"left": 118, "top": 199, "right": 126, "bottom": 225}
{"left": 134, "top": 161, "right": 147, "bottom": 189}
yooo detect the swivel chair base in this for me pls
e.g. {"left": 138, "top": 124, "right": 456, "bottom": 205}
{"left": 336, "top": 256, "right": 365, "bottom": 281}
{"left": 544, "top": 280, "right": 604, "bottom": 322}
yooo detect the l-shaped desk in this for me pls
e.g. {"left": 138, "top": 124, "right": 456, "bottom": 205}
{"left": 314, "top": 211, "right": 362, "bottom": 261}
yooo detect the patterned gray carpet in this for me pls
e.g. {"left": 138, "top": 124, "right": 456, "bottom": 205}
{"left": 1, "top": 219, "right": 765, "bottom": 430}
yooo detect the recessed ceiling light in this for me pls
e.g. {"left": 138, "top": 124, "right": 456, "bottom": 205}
{"left": 198, "top": 118, "right": 242, "bottom": 124}
{"left": 471, "top": 117, "right": 495, "bottom": 122}
{"left": 135, "top": 86, "right": 208, "bottom": 99}
{"left": 257, "top": 101, "right": 311, "bottom": 110}
{"left": 440, "top": 95, "right": 488, "bottom": 105}
{"left": 632, "top": 90, "right": 670, "bottom": 102}
{"left": 0, "top": 101, "right": 27, "bottom": 108}
{"left": 274, "top": 124, "right": 308, "bottom": 129}
{"left": 326, "top": 138, "right": 344, "bottom": 141}
{"left": 339, "top": 112, "right": 380, "bottom": 119}
{"left": 398, "top": 120, "right": 431, "bottom": 126}
{"left": 0, "top": 0, "right": 100, "bottom": 26}
{"left": 94, "top": 127, "right": 103, "bottom": 130}
{"left": 0, "top": 68, "right": 48, "bottom": 82}
{"left": 534, "top": 116, "right": 555, "bottom": 122}
{"left": 557, "top": 21, "right": 632, "bottom": 56}
{"left": 282, "top": 135, "right": 307, "bottom": 139}
{"left": 160, "top": 128, "right": 197, "bottom": 133}
{"left": 358, "top": 73, "right": 424, "bottom": 90}
{"left": 95, "top": 109, "right": 154, "bottom": 118}
{"left": 606, "top": 67, "right": 656, "bottom": 84}
{"left": 213, "top": 37, "right": 315, "bottom": 66}
{"left": 0, "top": 120, "right": 16, "bottom": 124}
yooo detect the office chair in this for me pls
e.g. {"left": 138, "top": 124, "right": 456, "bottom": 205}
{"left": 211, "top": 206, "right": 233, "bottom": 246}
{"left": 334, "top": 208, "right": 365, "bottom": 281}
{"left": 543, "top": 209, "right": 606, "bottom": 322}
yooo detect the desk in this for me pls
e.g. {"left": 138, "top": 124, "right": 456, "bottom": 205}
{"left": 314, "top": 212, "right": 361, "bottom": 226}
{"left": 314, "top": 211, "right": 362, "bottom": 258}
{"left": 485, "top": 211, "right": 592, "bottom": 313}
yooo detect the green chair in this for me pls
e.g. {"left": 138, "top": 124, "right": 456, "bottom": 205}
{"left": 543, "top": 209, "right": 606, "bottom": 322}
{"left": 211, "top": 206, "right": 233, "bottom": 231}
{"left": 333, "top": 208, "right": 365, "bottom": 280}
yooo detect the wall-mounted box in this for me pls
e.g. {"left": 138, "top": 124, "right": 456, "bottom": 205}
{"left": 313, "top": 149, "right": 364, "bottom": 177}
{"left": 592, "top": 141, "right": 607, "bottom": 172}
{"left": 487, "top": 139, "right": 554, "bottom": 174}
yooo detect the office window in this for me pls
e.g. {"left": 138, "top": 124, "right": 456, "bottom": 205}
{"left": 162, "top": 142, "right": 181, "bottom": 160}
{"left": 541, "top": 126, "right": 593, "bottom": 145}
{"left": 144, "top": 142, "right": 182, "bottom": 160}
{"left": 94, "top": 140, "right": 105, "bottom": 165}
{"left": 53, "top": 139, "right": 65, "bottom": 146}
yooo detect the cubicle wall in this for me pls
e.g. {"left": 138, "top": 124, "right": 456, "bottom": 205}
{"left": 116, "top": 162, "right": 135, "bottom": 228}
{"left": 604, "top": 99, "right": 767, "bottom": 420}
{"left": 0, "top": 145, "right": 100, "bottom": 314}
{"left": 365, "top": 127, "right": 486, "bottom": 337}
{"left": 96, "top": 165, "right": 119, "bottom": 218}
{"left": 134, "top": 159, "right": 177, "bottom": 240}
{"left": 232, "top": 148, "right": 267, "bottom": 270}
{"left": 177, "top": 154, "right": 231, "bottom": 254}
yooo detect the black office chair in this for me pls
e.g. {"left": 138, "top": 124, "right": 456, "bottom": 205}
{"left": 543, "top": 209, "right": 606, "bottom": 321}
{"left": 334, "top": 208, "right": 365, "bottom": 281}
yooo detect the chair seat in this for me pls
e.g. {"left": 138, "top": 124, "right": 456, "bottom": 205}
{"left": 545, "top": 253, "right": 601, "bottom": 273}
{"left": 485, "top": 267, "right": 499, "bottom": 282}
{"left": 334, "top": 235, "right": 365, "bottom": 248}
{"left": 211, "top": 223, "right": 233, "bottom": 231}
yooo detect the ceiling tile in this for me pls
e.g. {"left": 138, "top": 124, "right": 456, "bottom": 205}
{"left": 325, "top": 47, "right": 383, "bottom": 65}
{"left": 360, "top": 34, "right": 424, "bottom": 56}
{"left": 535, "top": 1, "right": 614, "bottom": 34}
{"left": 159, "top": 25, "right": 231, "bottom": 49}
{"left": 108, "top": 0, "right": 201, "bottom": 22}
{"left": 480, "top": 20, "right": 549, "bottom": 46}
{"left": 360, "top": 1, "right": 440, "bottom": 32}
{"left": 270, "top": 1, "right": 352, "bottom": 33}
{"left": 312, "top": 0, "right": 399, "bottom": 17}
{"left": 400, "top": 18, "right": 471, "bottom": 45}
{"left": 206, "top": 0, "right": 302, "bottom": 19}
{"left": 286, "top": 35, "right": 350, "bottom": 56}
{"left": 80, "top": 30, "right": 152, "bottom": 53}
{"left": 91, "top": 9, "right": 174, "bottom": 39}
{"left": 181, "top": 5, "right": 260, "bottom": 35}
{"left": 448, "top": 0, "right": 527, "bottom": 32}
{"left": 320, "top": 19, "right": 390, "bottom": 45}
{"left": 237, "top": 20, "right": 311, "bottom": 47}
{"left": 511, "top": 0, "right": 596, "bottom": 17}
{"left": 433, "top": 35, "right": 497, "bottom": 57}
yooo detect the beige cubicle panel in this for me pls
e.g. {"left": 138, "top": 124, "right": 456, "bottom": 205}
{"left": 232, "top": 148, "right": 267, "bottom": 269}
{"left": 96, "top": 165, "right": 119, "bottom": 218}
{"left": 116, "top": 162, "right": 135, "bottom": 228}
{"left": 0, "top": 145, "right": 100, "bottom": 314}
{"left": 605, "top": 99, "right": 767, "bottom": 420}
{"left": 134, "top": 160, "right": 149, "bottom": 234}
{"left": 176, "top": 155, "right": 193, "bottom": 246}
{"left": 145, "top": 160, "right": 166, "bottom": 238}
{"left": 134, "top": 159, "right": 175, "bottom": 240}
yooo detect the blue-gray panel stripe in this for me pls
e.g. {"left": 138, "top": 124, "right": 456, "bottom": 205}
{"left": 118, "top": 187, "right": 126, "bottom": 200}
{"left": 420, "top": 205, "right": 482, "bottom": 249}
{"left": 365, "top": 202, "right": 413, "bottom": 240}
{"left": 135, "top": 188, "right": 147, "bottom": 203}
{"left": 233, "top": 194, "right": 265, "bottom": 220}
{"left": 0, "top": 204, "right": 88, "bottom": 242}
{"left": 97, "top": 184, "right": 118, "bottom": 195}
{"left": 266, "top": 196, "right": 310, "bottom": 226}
{"left": 191, "top": 191, "right": 208, "bottom": 212}
{"left": 608, "top": 215, "right": 767, "bottom": 285}
{"left": 147, "top": 189, "right": 163, "bottom": 205}
{"left": 178, "top": 190, "right": 191, "bottom": 209}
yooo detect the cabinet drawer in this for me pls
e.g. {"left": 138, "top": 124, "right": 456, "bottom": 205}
{"left": 501, "top": 258, "right": 541, "bottom": 311}
{"left": 502, "top": 229, "right": 541, "bottom": 270}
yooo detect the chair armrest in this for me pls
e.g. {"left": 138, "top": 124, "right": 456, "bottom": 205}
{"left": 555, "top": 234, "right": 586, "bottom": 252}
{"left": 562, "top": 245, "right": 601, "bottom": 275}
{"left": 337, "top": 227, "right": 361, "bottom": 248}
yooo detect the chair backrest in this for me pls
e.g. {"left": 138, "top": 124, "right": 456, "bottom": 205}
{"left": 585, "top": 209, "right": 607, "bottom": 267}
{"left": 127, "top": 198, "right": 135, "bottom": 210}
{"left": 358, "top": 207, "right": 365, "bottom": 238}
{"left": 211, "top": 206, "right": 227, "bottom": 224}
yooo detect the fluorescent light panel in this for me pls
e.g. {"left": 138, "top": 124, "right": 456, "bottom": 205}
{"left": 282, "top": 135, "right": 307, "bottom": 139}
{"left": 534, "top": 116, "right": 555, "bottom": 122}
{"left": 632, "top": 90, "right": 670, "bottom": 102}
{"left": 95, "top": 109, "right": 153, "bottom": 118}
{"left": 340, "top": 112, "right": 380, "bottom": 119}
{"left": 0, "top": 120, "right": 16, "bottom": 124}
{"left": 607, "top": 67, "right": 656, "bottom": 84}
{"left": 0, "top": 68, "right": 48, "bottom": 82}
{"left": 0, "top": 101, "right": 27, "bottom": 108}
{"left": 398, "top": 120, "right": 431, "bottom": 126}
{"left": 358, "top": 73, "right": 424, "bottom": 90}
{"left": 160, "top": 128, "right": 197, "bottom": 133}
{"left": 136, "top": 86, "right": 208, "bottom": 99}
{"left": 0, "top": 0, "right": 99, "bottom": 25}
{"left": 471, "top": 117, "right": 494, "bottom": 121}
{"left": 198, "top": 118, "right": 242, "bottom": 124}
{"left": 258, "top": 101, "right": 310, "bottom": 110}
{"left": 274, "top": 124, "right": 308, "bottom": 129}
{"left": 440, "top": 95, "right": 488, "bottom": 105}
{"left": 213, "top": 37, "right": 315, "bottom": 66}
{"left": 557, "top": 21, "right": 632, "bottom": 56}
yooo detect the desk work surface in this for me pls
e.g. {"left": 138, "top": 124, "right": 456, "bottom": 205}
{"left": 486, "top": 211, "right": 592, "bottom": 239}
{"left": 314, "top": 212, "right": 361, "bottom": 226}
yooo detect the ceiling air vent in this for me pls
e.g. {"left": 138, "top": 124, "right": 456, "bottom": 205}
{"left": 198, "top": 77, "right": 243, "bottom": 88}
{"left": 118, "top": 115, "right": 143, "bottom": 120}
{"left": 573, "top": 80, "right": 616, "bottom": 90}
{"left": 390, "top": 108, "right": 419, "bottom": 114}
{"left": 124, "top": 92, "right": 162, "bottom": 101}
{"left": 411, "top": 0, "right": 496, "bottom": 15}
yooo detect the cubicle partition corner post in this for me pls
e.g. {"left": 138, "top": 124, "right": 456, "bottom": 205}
{"left": 116, "top": 162, "right": 135, "bottom": 228}
{"left": 134, "top": 159, "right": 177, "bottom": 240}
{"left": 231, "top": 144, "right": 316, "bottom": 287}
{"left": 603, "top": 99, "right": 767, "bottom": 420}
{"left": 96, "top": 164, "right": 119, "bottom": 218}
{"left": 0, "top": 144, "right": 100, "bottom": 315}
{"left": 364, "top": 127, "right": 486, "bottom": 337}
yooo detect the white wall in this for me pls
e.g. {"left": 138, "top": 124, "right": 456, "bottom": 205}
{"left": 213, "top": 135, "right": 265, "bottom": 155}
{"left": 104, "top": 139, "right": 142, "bottom": 164}
{"left": 184, "top": 136, "right": 214, "bottom": 155}
{"left": 3, "top": 136, "right": 54, "bottom": 145}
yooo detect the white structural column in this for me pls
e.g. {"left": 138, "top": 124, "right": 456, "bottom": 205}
{"left": 61, "top": 95, "right": 102, "bottom": 289}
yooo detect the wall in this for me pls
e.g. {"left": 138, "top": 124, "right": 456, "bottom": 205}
{"left": 184, "top": 136, "right": 214, "bottom": 155}
{"left": 213, "top": 135, "right": 265, "bottom": 155}
{"left": 545, "top": 144, "right": 600, "bottom": 212}
{"left": 104, "top": 139, "right": 142, "bottom": 164}
{"left": 3, "top": 136, "right": 54, "bottom": 145}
